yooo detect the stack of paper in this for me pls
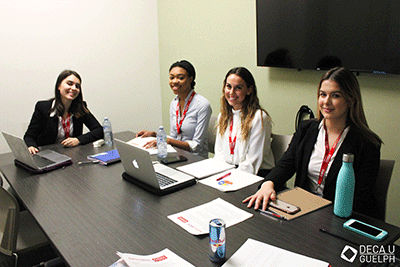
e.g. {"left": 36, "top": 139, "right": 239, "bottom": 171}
{"left": 222, "top": 238, "right": 329, "bottom": 267}
{"left": 110, "top": 249, "right": 194, "bottom": 267}
{"left": 127, "top": 137, "right": 177, "bottom": 155}
{"left": 168, "top": 198, "right": 252, "bottom": 235}
{"left": 176, "top": 158, "right": 235, "bottom": 179}
{"left": 199, "top": 169, "right": 263, "bottom": 192}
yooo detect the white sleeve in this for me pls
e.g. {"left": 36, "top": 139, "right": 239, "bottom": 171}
{"left": 238, "top": 110, "right": 271, "bottom": 174}
{"left": 187, "top": 101, "right": 212, "bottom": 154}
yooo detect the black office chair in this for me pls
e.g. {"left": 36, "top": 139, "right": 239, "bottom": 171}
{"left": 295, "top": 105, "right": 315, "bottom": 131}
{"left": 373, "top": 159, "right": 395, "bottom": 221}
{"left": 207, "top": 115, "right": 218, "bottom": 155}
{"left": 0, "top": 185, "right": 65, "bottom": 267}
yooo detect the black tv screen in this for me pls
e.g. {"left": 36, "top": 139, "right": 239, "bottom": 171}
{"left": 256, "top": 0, "right": 400, "bottom": 75}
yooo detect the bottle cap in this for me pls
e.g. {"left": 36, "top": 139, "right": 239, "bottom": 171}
{"left": 159, "top": 126, "right": 164, "bottom": 130}
{"left": 342, "top": 153, "right": 354, "bottom": 163}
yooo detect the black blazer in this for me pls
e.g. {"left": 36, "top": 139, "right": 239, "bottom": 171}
{"left": 266, "top": 119, "right": 380, "bottom": 217}
{"left": 24, "top": 100, "right": 103, "bottom": 148}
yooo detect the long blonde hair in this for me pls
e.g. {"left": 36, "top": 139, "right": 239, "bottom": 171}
{"left": 218, "top": 67, "right": 270, "bottom": 141}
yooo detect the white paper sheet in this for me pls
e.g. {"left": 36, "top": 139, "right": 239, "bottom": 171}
{"left": 127, "top": 137, "right": 177, "bottom": 155}
{"left": 109, "top": 249, "right": 195, "bottom": 267}
{"left": 176, "top": 158, "right": 235, "bottom": 179}
{"left": 167, "top": 198, "right": 253, "bottom": 235}
{"left": 199, "top": 169, "right": 263, "bottom": 192}
{"left": 222, "top": 238, "right": 329, "bottom": 267}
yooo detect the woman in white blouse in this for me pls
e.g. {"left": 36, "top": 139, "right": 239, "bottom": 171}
{"left": 213, "top": 67, "right": 275, "bottom": 176}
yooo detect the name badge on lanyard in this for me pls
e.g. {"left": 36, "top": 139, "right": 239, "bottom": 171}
{"left": 61, "top": 114, "right": 71, "bottom": 138}
{"left": 317, "top": 123, "right": 345, "bottom": 190}
{"left": 229, "top": 116, "right": 237, "bottom": 155}
{"left": 176, "top": 91, "right": 196, "bottom": 135}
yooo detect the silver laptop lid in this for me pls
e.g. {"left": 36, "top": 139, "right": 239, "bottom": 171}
{"left": 115, "top": 138, "right": 160, "bottom": 189}
{"left": 2, "top": 131, "right": 71, "bottom": 170}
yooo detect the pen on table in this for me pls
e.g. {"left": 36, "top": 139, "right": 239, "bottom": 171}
{"left": 216, "top": 172, "right": 231, "bottom": 181}
{"left": 319, "top": 228, "right": 359, "bottom": 246}
{"left": 78, "top": 160, "right": 99, "bottom": 165}
{"left": 259, "top": 209, "right": 286, "bottom": 220}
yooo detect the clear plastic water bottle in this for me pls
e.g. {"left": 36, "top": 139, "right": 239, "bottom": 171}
{"left": 334, "top": 153, "right": 355, "bottom": 218}
{"left": 103, "top": 117, "right": 113, "bottom": 146}
{"left": 156, "top": 126, "right": 167, "bottom": 159}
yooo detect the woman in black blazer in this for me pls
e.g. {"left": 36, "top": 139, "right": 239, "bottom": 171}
{"left": 244, "top": 67, "right": 382, "bottom": 217}
{"left": 24, "top": 70, "right": 103, "bottom": 154}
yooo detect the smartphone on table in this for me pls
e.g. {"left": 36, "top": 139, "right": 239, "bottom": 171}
{"left": 160, "top": 155, "right": 188, "bottom": 165}
{"left": 269, "top": 199, "right": 300, "bottom": 214}
{"left": 343, "top": 219, "right": 388, "bottom": 241}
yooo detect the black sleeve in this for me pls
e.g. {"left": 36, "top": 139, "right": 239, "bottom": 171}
{"left": 23, "top": 101, "right": 47, "bottom": 148}
{"left": 76, "top": 110, "right": 104, "bottom": 145}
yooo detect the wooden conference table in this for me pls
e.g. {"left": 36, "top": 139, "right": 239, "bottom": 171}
{"left": 1, "top": 131, "right": 400, "bottom": 267}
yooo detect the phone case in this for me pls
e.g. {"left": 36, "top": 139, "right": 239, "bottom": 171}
{"left": 269, "top": 199, "right": 300, "bottom": 214}
{"left": 343, "top": 219, "right": 388, "bottom": 241}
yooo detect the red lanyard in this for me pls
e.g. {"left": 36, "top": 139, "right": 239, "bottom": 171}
{"left": 176, "top": 91, "right": 196, "bottom": 135}
{"left": 61, "top": 114, "right": 71, "bottom": 138}
{"left": 318, "top": 124, "right": 345, "bottom": 185}
{"left": 229, "top": 116, "right": 237, "bottom": 155}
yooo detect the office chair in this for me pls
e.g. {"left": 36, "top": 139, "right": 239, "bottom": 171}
{"left": 270, "top": 134, "right": 294, "bottom": 188}
{"left": 0, "top": 186, "right": 50, "bottom": 267}
{"left": 270, "top": 134, "right": 292, "bottom": 165}
{"left": 373, "top": 159, "right": 395, "bottom": 221}
{"left": 295, "top": 105, "right": 315, "bottom": 131}
{"left": 207, "top": 115, "right": 218, "bottom": 155}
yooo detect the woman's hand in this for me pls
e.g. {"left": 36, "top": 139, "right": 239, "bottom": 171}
{"left": 28, "top": 146, "right": 39, "bottom": 154}
{"left": 136, "top": 130, "right": 156, "bottom": 138}
{"left": 61, "top": 137, "right": 80, "bottom": 147}
{"left": 242, "top": 181, "right": 276, "bottom": 211}
{"left": 143, "top": 139, "right": 157, "bottom": 149}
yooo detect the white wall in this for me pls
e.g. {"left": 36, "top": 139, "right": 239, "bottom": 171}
{"left": 0, "top": 0, "right": 162, "bottom": 153}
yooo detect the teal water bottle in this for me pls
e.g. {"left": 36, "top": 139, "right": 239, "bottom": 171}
{"left": 334, "top": 153, "right": 355, "bottom": 218}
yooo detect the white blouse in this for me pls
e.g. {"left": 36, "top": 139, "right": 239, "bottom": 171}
{"left": 214, "top": 109, "right": 275, "bottom": 174}
{"left": 306, "top": 120, "right": 350, "bottom": 196}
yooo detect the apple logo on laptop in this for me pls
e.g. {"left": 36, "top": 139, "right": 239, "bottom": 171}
{"left": 132, "top": 160, "right": 139, "bottom": 169}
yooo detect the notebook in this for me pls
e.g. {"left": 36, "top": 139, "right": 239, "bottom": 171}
{"left": 115, "top": 138, "right": 196, "bottom": 195}
{"left": 2, "top": 132, "right": 73, "bottom": 173}
{"left": 88, "top": 149, "right": 121, "bottom": 165}
{"left": 176, "top": 158, "right": 235, "bottom": 179}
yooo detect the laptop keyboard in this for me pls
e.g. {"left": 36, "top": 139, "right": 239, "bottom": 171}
{"left": 33, "top": 154, "right": 55, "bottom": 168}
{"left": 156, "top": 173, "right": 177, "bottom": 187}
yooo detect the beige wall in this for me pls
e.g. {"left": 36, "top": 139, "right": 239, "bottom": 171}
{"left": 0, "top": 0, "right": 162, "bottom": 153}
{"left": 157, "top": 0, "right": 400, "bottom": 228}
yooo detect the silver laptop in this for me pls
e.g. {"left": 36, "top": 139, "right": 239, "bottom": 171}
{"left": 2, "top": 132, "right": 72, "bottom": 173}
{"left": 115, "top": 138, "right": 196, "bottom": 195}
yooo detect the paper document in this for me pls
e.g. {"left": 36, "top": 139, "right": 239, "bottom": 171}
{"left": 199, "top": 169, "right": 263, "bottom": 192}
{"left": 109, "top": 249, "right": 195, "bottom": 267}
{"left": 168, "top": 198, "right": 252, "bottom": 235}
{"left": 127, "top": 137, "right": 177, "bottom": 155}
{"left": 222, "top": 238, "right": 329, "bottom": 267}
{"left": 176, "top": 158, "right": 235, "bottom": 179}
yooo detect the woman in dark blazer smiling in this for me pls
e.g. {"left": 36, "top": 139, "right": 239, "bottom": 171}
{"left": 24, "top": 70, "right": 103, "bottom": 154}
{"left": 244, "top": 67, "right": 382, "bottom": 218}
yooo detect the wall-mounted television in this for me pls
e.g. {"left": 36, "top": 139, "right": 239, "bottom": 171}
{"left": 256, "top": 0, "right": 400, "bottom": 75}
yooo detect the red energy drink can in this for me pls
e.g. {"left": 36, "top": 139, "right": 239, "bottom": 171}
{"left": 209, "top": 218, "right": 226, "bottom": 262}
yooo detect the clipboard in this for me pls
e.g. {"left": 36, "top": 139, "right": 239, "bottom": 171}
{"left": 268, "top": 187, "right": 332, "bottom": 220}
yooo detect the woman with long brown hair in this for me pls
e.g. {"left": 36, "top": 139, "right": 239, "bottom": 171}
{"left": 214, "top": 67, "right": 274, "bottom": 176}
{"left": 244, "top": 67, "right": 382, "bottom": 218}
{"left": 24, "top": 70, "right": 103, "bottom": 154}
